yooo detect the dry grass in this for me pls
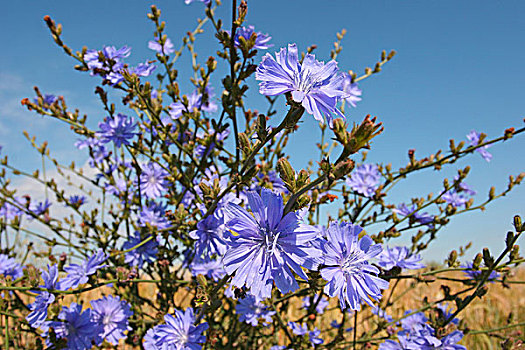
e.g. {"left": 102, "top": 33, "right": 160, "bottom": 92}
{"left": 2, "top": 268, "right": 524, "bottom": 349}
{"left": 382, "top": 268, "right": 525, "bottom": 349}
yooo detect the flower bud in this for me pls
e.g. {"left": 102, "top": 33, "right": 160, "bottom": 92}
{"left": 256, "top": 114, "right": 268, "bottom": 141}
{"left": 277, "top": 158, "right": 296, "bottom": 192}
{"left": 332, "top": 158, "right": 355, "bottom": 180}
{"left": 447, "top": 250, "right": 458, "bottom": 267}
{"left": 296, "top": 169, "right": 310, "bottom": 189}
{"left": 206, "top": 56, "right": 217, "bottom": 71}
{"left": 472, "top": 253, "right": 483, "bottom": 269}
{"left": 238, "top": 132, "right": 252, "bottom": 156}
{"left": 482, "top": 248, "right": 494, "bottom": 268}
{"left": 513, "top": 215, "right": 522, "bottom": 232}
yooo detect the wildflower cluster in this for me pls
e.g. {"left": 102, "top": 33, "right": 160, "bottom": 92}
{"left": 1, "top": 1, "right": 524, "bottom": 350}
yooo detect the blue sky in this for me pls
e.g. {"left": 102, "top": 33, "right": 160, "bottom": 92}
{"left": 1, "top": 0, "right": 524, "bottom": 262}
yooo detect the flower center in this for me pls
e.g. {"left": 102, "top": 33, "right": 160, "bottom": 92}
{"left": 341, "top": 250, "right": 366, "bottom": 274}
{"left": 102, "top": 314, "right": 113, "bottom": 326}
{"left": 261, "top": 226, "right": 281, "bottom": 256}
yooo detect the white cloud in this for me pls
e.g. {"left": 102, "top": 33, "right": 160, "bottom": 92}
{"left": 0, "top": 72, "right": 25, "bottom": 92}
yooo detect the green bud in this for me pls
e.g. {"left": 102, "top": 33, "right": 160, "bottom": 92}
{"left": 198, "top": 182, "right": 213, "bottom": 198}
{"left": 513, "top": 215, "right": 522, "bottom": 232}
{"left": 488, "top": 186, "right": 495, "bottom": 200}
{"left": 449, "top": 139, "right": 456, "bottom": 153}
{"left": 277, "top": 158, "right": 296, "bottom": 192}
{"left": 482, "top": 248, "right": 494, "bottom": 268}
{"left": 238, "top": 132, "right": 251, "bottom": 156}
{"left": 296, "top": 194, "right": 311, "bottom": 210}
{"left": 447, "top": 250, "right": 458, "bottom": 267}
{"left": 256, "top": 114, "right": 268, "bottom": 141}
{"left": 387, "top": 50, "right": 397, "bottom": 60}
{"left": 472, "top": 253, "right": 483, "bottom": 269}
{"left": 206, "top": 56, "right": 217, "bottom": 71}
{"left": 506, "top": 231, "right": 515, "bottom": 249}
{"left": 332, "top": 158, "right": 355, "bottom": 180}
{"left": 319, "top": 158, "right": 331, "bottom": 175}
{"left": 296, "top": 169, "right": 310, "bottom": 189}
{"left": 346, "top": 115, "right": 384, "bottom": 155}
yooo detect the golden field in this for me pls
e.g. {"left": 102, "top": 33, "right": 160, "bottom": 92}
{"left": 2, "top": 268, "right": 524, "bottom": 349}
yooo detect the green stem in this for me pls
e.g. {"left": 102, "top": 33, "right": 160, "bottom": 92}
{"left": 468, "top": 321, "right": 525, "bottom": 335}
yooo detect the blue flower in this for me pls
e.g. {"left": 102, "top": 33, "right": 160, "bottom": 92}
{"left": 399, "top": 311, "right": 427, "bottom": 336}
{"left": 139, "top": 202, "right": 171, "bottom": 229}
{"left": 190, "top": 212, "right": 228, "bottom": 259}
{"left": 288, "top": 322, "right": 323, "bottom": 346}
{"left": 102, "top": 45, "right": 131, "bottom": 60}
{"left": 59, "top": 249, "right": 108, "bottom": 290}
{"left": 168, "top": 87, "right": 218, "bottom": 119}
{"left": 104, "top": 178, "right": 131, "bottom": 200}
{"left": 43, "top": 303, "right": 103, "bottom": 350}
{"left": 378, "top": 335, "right": 412, "bottom": 350}
{"left": 97, "top": 113, "right": 137, "bottom": 148}
{"left": 309, "top": 328, "right": 324, "bottom": 346}
{"left": 148, "top": 37, "right": 175, "bottom": 55}
{"left": 288, "top": 321, "right": 308, "bottom": 336}
{"left": 435, "top": 330, "right": 467, "bottom": 350}
{"left": 190, "top": 257, "right": 226, "bottom": 281}
{"left": 30, "top": 199, "right": 52, "bottom": 217}
{"left": 194, "top": 127, "right": 229, "bottom": 158}
{"left": 223, "top": 189, "right": 322, "bottom": 300}
{"left": 75, "top": 138, "right": 109, "bottom": 166}
{"left": 27, "top": 264, "right": 61, "bottom": 328}
{"left": 122, "top": 232, "right": 158, "bottom": 267}
{"left": 442, "top": 190, "right": 468, "bottom": 208}
{"left": 409, "top": 324, "right": 442, "bottom": 348}
{"left": 144, "top": 308, "right": 208, "bottom": 350}
{"left": 131, "top": 62, "right": 156, "bottom": 77}
{"left": 256, "top": 43, "right": 346, "bottom": 126}
{"left": 68, "top": 195, "right": 87, "bottom": 208}
{"left": 342, "top": 74, "right": 362, "bottom": 108}
{"left": 139, "top": 163, "right": 169, "bottom": 199}
{"left": 0, "top": 254, "right": 24, "bottom": 280}
{"left": 461, "top": 262, "right": 499, "bottom": 283}
{"left": 377, "top": 246, "right": 425, "bottom": 271}
{"left": 302, "top": 294, "right": 329, "bottom": 314}
{"left": 236, "top": 295, "right": 276, "bottom": 326}
{"left": 33, "top": 94, "right": 58, "bottom": 110}
{"left": 229, "top": 25, "right": 272, "bottom": 50}
{"left": 0, "top": 199, "right": 24, "bottom": 220}
{"left": 346, "top": 164, "right": 381, "bottom": 197}
{"left": 320, "top": 221, "right": 389, "bottom": 310}
{"left": 84, "top": 45, "right": 131, "bottom": 85}
{"left": 91, "top": 295, "right": 133, "bottom": 345}
{"left": 393, "top": 203, "right": 434, "bottom": 226}
{"left": 248, "top": 170, "right": 288, "bottom": 195}
{"left": 467, "top": 130, "right": 492, "bottom": 162}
